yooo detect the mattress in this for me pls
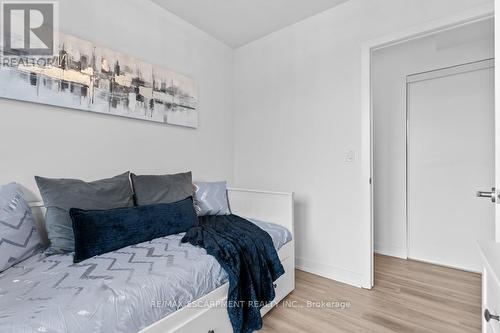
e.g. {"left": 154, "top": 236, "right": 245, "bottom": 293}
{"left": 0, "top": 218, "right": 291, "bottom": 333}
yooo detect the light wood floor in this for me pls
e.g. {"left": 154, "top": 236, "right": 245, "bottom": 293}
{"left": 261, "top": 254, "right": 482, "bottom": 332}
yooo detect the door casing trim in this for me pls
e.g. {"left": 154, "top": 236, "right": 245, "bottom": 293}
{"left": 360, "top": 3, "right": 494, "bottom": 289}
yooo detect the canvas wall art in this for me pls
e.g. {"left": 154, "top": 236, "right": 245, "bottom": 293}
{"left": 0, "top": 32, "right": 198, "bottom": 128}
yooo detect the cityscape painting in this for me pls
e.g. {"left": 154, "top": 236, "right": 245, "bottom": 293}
{"left": 0, "top": 32, "right": 198, "bottom": 128}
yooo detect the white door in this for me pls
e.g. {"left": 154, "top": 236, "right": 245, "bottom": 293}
{"left": 407, "top": 59, "right": 495, "bottom": 272}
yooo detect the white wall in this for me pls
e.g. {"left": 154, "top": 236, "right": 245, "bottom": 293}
{"left": 233, "top": 0, "right": 493, "bottom": 287}
{"left": 373, "top": 19, "right": 494, "bottom": 258}
{"left": 0, "top": 0, "right": 234, "bottom": 201}
{"left": 1, "top": 0, "right": 496, "bottom": 288}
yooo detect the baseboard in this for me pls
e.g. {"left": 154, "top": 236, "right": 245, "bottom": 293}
{"left": 295, "top": 257, "right": 365, "bottom": 288}
{"left": 374, "top": 243, "right": 407, "bottom": 259}
{"left": 407, "top": 256, "right": 481, "bottom": 274}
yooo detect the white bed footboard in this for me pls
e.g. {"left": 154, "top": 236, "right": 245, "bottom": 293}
{"left": 227, "top": 188, "right": 294, "bottom": 236}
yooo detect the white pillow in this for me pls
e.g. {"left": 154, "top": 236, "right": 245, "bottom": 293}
{"left": 0, "top": 183, "right": 42, "bottom": 272}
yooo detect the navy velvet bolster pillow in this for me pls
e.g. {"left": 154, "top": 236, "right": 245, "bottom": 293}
{"left": 70, "top": 197, "right": 198, "bottom": 263}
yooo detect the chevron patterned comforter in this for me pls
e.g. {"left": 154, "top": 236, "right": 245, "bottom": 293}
{"left": 0, "top": 218, "right": 291, "bottom": 333}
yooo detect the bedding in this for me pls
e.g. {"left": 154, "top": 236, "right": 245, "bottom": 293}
{"left": 193, "top": 181, "right": 231, "bottom": 216}
{"left": 70, "top": 197, "right": 198, "bottom": 263}
{"left": 0, "top": 183, "right": 42, "bottom": 272}
{"left": 131, "top": 172, "right": 192, "bottom": 206}
{"left": 182, "top": 214, "right": 285, "bottom": 333}
{"left": 0, "top": 218, "right": 291, "bottom": 333}
{"left": 35, "top": 172, "right": 134, "bottom": 254}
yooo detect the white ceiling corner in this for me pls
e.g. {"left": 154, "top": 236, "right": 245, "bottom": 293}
{"left": 150, "top": 0, "right": 350, "bottom": 48}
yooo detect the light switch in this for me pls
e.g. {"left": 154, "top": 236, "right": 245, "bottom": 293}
{"left": 345, "top": 150, "right": 355, "bottom": 163}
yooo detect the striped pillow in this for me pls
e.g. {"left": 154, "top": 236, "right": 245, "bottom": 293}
{"left": 193, "top": 181, "right": 231, "bottom": 216}
{"left": 0, "top": 183, "right": 42, "bottom": 272}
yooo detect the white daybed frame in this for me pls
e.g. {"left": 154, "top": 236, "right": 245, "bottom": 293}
{"left": 29, "top": 188, "right": 295, "bottom": 333}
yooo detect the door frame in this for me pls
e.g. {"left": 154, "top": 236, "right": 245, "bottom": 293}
{"left": 360, "top": 3, "right": 494, "bottom": 289}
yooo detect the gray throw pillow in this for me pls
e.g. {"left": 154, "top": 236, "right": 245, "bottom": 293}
{"left": 193, "top": 181, "right": 231, "bottom": 216}
{"left": 0, "top": 182, "right": 42, "bottom": 272}
{"left": 131, "top": 172, "right": 193, "bottom": 206}
{"left": 35, "top": 172, "right": 134, "bottom": 253}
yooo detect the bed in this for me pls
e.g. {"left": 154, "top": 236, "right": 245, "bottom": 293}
{"left": 0, "top": 188, "right": 295, "bottom": 333}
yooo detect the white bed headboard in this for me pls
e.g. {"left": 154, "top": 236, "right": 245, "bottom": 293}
{"left": 28, "top": 188, "right": 295, "bottom": 246}
{"left": 28, "top": 202, "right": 49, "bottom": 245}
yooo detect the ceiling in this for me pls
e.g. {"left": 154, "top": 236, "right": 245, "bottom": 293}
{"left": 150, "top": 0, "right": 349, "bottom": 48}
